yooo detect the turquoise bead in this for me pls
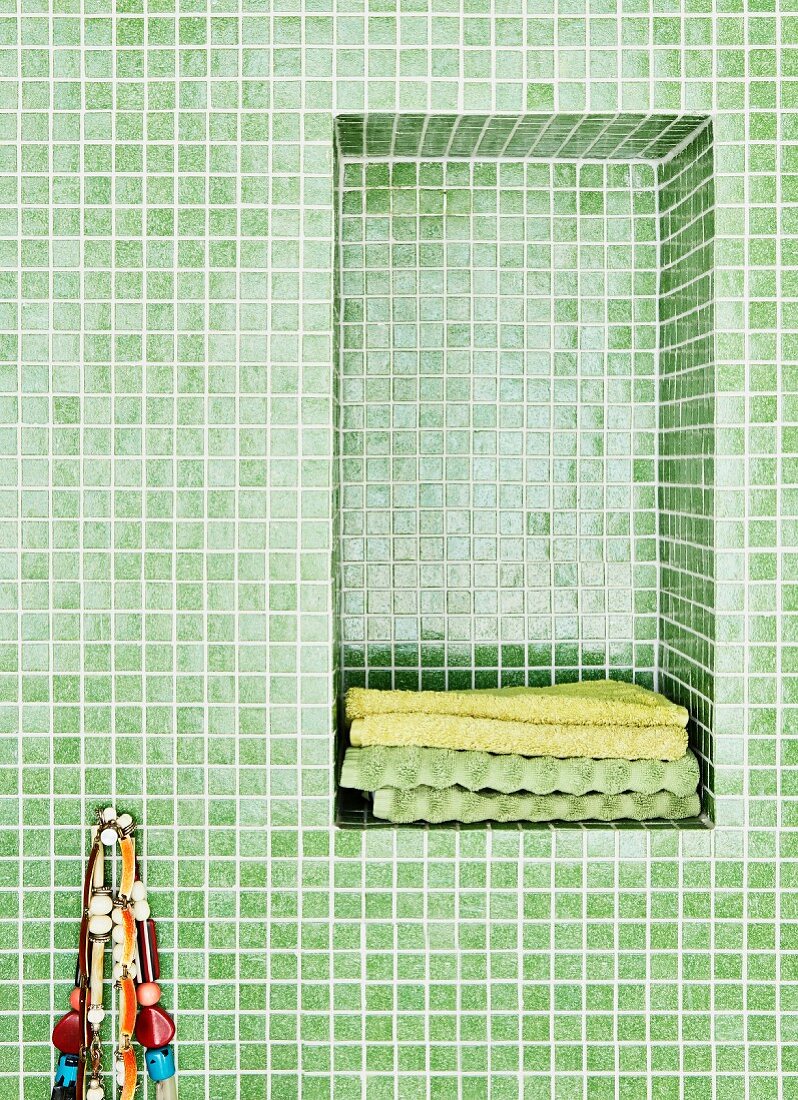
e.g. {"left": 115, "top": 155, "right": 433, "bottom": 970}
{"left": 145, "top": 1045, "right": 175, "bottom": 1082}
{"left": 54, "top": 1053, "right": 77, "bottom": 1087}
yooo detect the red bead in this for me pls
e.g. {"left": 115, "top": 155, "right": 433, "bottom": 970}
{"left": 134, "top": 1003, "right": 175, "bottom": 1049}
{"left": 52, "top": 1009, "right": 82, "bottom": 1055}
{"left": 69, "top": 987, "right": 81, "bottom": 1011}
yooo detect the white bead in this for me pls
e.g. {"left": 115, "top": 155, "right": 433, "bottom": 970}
{"left": 88, "top": 914, "right": 112, "bottom": 937}
{"left": 112, "top": 944, "right": 123, "bottom": 962}
{"left": 115, "top": 1061, "right": 126, "bottom": 1086}
{"left": 112, "top": 963, "right": 124, "bottom": 981}
{"left": 87, "top": 1006, "right": 105, "bottom": 1025}
{"left": 88, "top": 894, "right": 113, "bottom": 916}
{"left": 127, "top": 962, "right": 137, "bottom": 979}
{"left": 133, "top": 899, "right": 150, "bottom": 922}
{"left": 111, "top": 907, "right": 123, "bottom": 925}
{"left": 117, "top": 813, "right": 133, "bottom": 830}
{"left": 100, "top": 826, "right": 117, "bottom": 846}
{"left": 130, "top": 880, "right": 146, "bottom": 902}
{"left": 111, "top": 924, "right": 125, "bottom": 943}
{"left": 87, "top": 1088, "right": 104, "bottom": 1100}
{"left": 102, "top": 806, "right": 116, "bottom": 822}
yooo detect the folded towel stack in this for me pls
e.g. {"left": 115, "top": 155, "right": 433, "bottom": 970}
{"left": 340, "top": 679, "right": 701, "bottom": 824}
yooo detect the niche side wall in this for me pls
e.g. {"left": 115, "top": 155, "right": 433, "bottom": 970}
{"left": 657, "top": 124, "right": 716, "bottom": 817}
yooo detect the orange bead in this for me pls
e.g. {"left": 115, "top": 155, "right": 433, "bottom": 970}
{"left": 69, "top": 987, "right": 81, "bottom": 1011}
{"left": 121, "top": 907, "right": 136, "bottom": 965}
{"left": 136, "top": 982, "right": 161, "bottom": 1006}
{"left": 119, "top": 977, "right": 137, "bottom": 1038}
{"left": 119, "top": 1044, "right": 138, "bottom": 1100}
{"left": 119, "top": 836, "right": 135, "bottom": 899}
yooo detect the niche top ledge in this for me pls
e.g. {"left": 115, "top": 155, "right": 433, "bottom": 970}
{"left": 334, "top": 111, "right": 712, "bottom": 163}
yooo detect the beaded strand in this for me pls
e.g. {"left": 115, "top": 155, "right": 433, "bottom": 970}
{"left": 51, "top": 809, "right": 177, "bottom": 1100}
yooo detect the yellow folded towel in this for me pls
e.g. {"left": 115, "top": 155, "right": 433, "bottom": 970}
{"left": 349, "top": 715, "right": 688, "bottom": 761}
{"left": 346, "top": 679, "right": 688, "bottom": 730}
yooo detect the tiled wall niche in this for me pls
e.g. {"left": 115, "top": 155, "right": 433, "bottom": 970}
{"left": 334, "top": 114, "right": 715, "bottom": 827}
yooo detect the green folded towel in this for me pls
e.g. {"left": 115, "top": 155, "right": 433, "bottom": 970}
{"left": 371, "top": 786, "right": 701, "bottom": 824}
{"left": 341, "top": 745, "right": 700, "bottom": 797}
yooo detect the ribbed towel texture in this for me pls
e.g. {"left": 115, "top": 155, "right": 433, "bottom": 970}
{"left": 341, "top": 745, "right": 700, "bottom": 797}
{"left": 372, "top": 786, "right": 702, "bottom": 825}
{"left": 341, "top": 680, "right": 700, "bottom": 824}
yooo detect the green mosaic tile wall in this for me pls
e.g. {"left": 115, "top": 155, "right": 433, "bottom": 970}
{"left": 1, "top": 3, "right": 796, "bottom": 1098}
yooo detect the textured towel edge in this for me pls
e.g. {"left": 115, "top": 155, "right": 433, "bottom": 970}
{"left": 371, "top": 786, "right": 702, "bottom": 824}
{"left": 341, "top": 745, "right": 701, "bottom": 796}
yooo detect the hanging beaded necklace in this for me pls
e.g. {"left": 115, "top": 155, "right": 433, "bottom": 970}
{"left": 51, "top": 808, "right": 177, "bottom": 1100}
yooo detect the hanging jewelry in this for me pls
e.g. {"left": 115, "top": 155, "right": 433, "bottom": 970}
{"left": 51, "top": 808, "right": 177, "bottom": 1100}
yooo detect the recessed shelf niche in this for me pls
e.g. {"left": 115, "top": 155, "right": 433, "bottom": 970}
{"left": 333, "top": 113, "right": 715, "bottom": 829}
